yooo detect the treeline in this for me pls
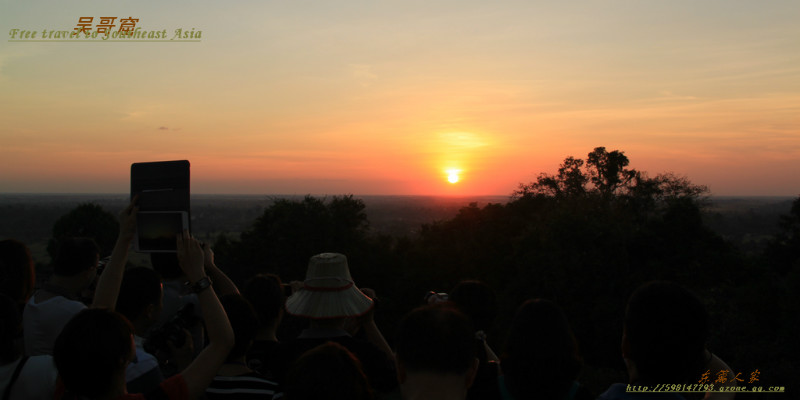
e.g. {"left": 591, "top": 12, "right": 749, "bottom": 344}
{"left": 38, "top": 147, "right": 800, "bottom": 394}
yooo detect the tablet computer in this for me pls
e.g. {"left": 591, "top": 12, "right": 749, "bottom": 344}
{"left": 131, "top": 160, "right": 191, "bottom": 252}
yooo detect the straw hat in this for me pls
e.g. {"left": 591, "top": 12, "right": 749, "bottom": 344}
{"left": 285, "top": 253, "right": 374, "bottom": 319}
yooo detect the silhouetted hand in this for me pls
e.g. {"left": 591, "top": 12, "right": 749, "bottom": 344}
{"left": 177, "top": 231, "right": 205, "bottom": 282}
{"left": 345, "top": 287, "right": 377, "bottom": 335}
{"left": 118, "top": 197, "right": 138, "bottom": 242}
{"left": 202, "top": 242, "right": 215, "bottom": 269}
{"left": 360, "top": 287, "right": 377, "bottom": 322}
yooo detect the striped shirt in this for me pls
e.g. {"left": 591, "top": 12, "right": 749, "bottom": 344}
{"left": 205, "top": 372, "right": 283, "bottom": 400}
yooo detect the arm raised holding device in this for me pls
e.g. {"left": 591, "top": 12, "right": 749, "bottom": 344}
{"left": 92, "top": 198, "right": 138, "bottom": 309}
{"left": 176, "top": 231, "right": 235, "bottom": 399}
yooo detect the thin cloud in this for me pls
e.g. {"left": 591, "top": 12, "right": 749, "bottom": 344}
{"left": 349, "top": 64, "right": 377, "bottom": 86}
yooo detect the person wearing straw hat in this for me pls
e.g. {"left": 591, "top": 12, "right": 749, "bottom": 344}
{"left": 279, "top": 253, "right": 397, "bottom": 393}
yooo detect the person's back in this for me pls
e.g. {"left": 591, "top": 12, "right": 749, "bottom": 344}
{"left": 597, "top": 281, "right": 708, "bottom": 400}
{"left": 395, "top": 304, "right": 479, "bottom": 400}
{"left": 205, "top": 294, "right": 280, "bottom": 400}
{"left": 0, "top": 355, "right": 59, "bottom": 400}
{"left": 0, "top": 239, "right": 36, "bottom": 311}
{"left": 280, "top": 324, "right": 396, "bottom": 391}
{"left": 500, "top": 299, "right": 593, "bottom": 400}
{"left": 23, "top": 294, "right": 87, "bottom": 356}
{"left": 0, "top": 294, "right": 58, "bottom": 400}
{"left": 284, "top": 342, "right": 374, "bottom": 400}
{"left": 242, "top": 273, "right": 286, "bottom": 380}
{"left": 23, "top": 237, "right": 99, "bottom": 356}
{"left": 449, "top": 280, "right": 502, "bottom": 400}
{"left": 116, "top": 267, "right": 165, "bottom": 393}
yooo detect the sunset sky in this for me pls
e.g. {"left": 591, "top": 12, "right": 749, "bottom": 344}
{"left": 1, "top": 0, "right": 798, "bottom": 196}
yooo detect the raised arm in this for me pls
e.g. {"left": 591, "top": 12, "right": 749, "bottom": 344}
{"left": 356, "top": 288, "right": 395, "bottom": 362}
{"left": 202, "top": 242, "right": 239, "bottom": 296}
{"left": 92, "top": 199, "right": 137, "bottom": 309}
{"left": 177, "top": 231, "right": 235, "bottom": 399}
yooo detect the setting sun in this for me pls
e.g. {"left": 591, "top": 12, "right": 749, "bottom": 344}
{"left": 446, "top": 169, "right": 461, "bottom": 184}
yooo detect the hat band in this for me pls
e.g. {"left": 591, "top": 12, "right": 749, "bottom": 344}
{"left": 303, "top": 276, "right": 355, "bottom": 292}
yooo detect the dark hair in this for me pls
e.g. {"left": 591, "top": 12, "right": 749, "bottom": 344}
{"left": 0, "top": 293, "right": 22, "bottom": 363}
{"left": 54, "top": 309, "right": 134, "bottom": 398}
{"left": 243, "top": 274, "right": 284, "bottom": 328}
{"left": 502, "top": 299, "right": 582, "bottom": 400}
{"left": 449, "top": 280, "right": 497, "bottom": 332}
{"left": 221, "top": 294, "right": 258, "bottom": 361}
{"left": 0, "top": 239, "right": 36, "bottom": 307}
{"left": 395, "top": 303, "right": 476, "bottom": 375}
{"left": 116, "top": 267, "right": 163, "bottom": 322}
{"left": 150, "top": 252, "right": 183, "bottom": 280}
{"left": 625, "top": 281, "right": 708, "bottom": 383}
{"left": 52, "top": 237, "right": 100, "bottom": 277}
{"left": 285, "top": 342, "right": 374, "bottom": 400}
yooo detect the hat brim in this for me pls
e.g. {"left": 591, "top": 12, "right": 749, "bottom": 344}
{"left": 285, "top": 285, "right": 374, "bottom": 319}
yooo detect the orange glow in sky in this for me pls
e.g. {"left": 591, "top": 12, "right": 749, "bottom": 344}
{"left": 1, "top": 2, "right": 799, "bottom": 196}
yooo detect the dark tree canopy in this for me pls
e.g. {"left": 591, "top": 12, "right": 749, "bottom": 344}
{"left": 214, "top": 195, "right": 370, "bottom": 282}
{"left": 515, "top": 147, "right": 708, "bottom": 211}
{"left": 47, "top": 203, "right": 118, "bottom": 259}
{"left": 763, "top": 195, "right": 800, "bottom": 274}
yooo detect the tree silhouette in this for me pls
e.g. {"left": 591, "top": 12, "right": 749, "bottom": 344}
{"left": 214, "top": 195, "right": 370, "bottom": 283}
{"left": 515, "top": 147, "right": 708, "bottom": 213}
{"left": 586, "top": 147, "right": 638, "bottom": 197}
{"left": 518, "top": 156, "right": 588, "bottom": 198}
{"left": 764, "top": 195, "right": 800, "bottom": 275}
{"left": 47, "top": 203, "right": 118, "bottom": 259}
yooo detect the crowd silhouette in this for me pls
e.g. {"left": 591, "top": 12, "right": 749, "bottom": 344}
{"left": 0, "top": 198, "right": 748, "bottom": 400}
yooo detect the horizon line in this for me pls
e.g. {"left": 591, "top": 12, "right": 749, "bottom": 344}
{"left": 0, "top": 192, "right": 795, "bottom": 199}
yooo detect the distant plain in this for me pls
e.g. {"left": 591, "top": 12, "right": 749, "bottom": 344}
{"left": 0, "top": 193, "right": 794, "bottom": 267}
